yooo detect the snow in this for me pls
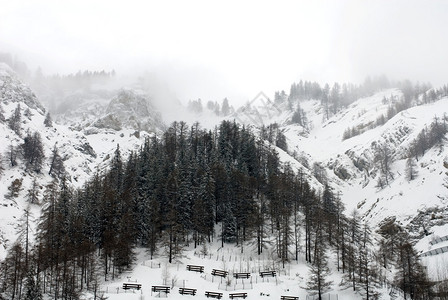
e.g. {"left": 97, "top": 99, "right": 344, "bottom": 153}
{"left": 87, "top": 238, "right": 399, "bottom": 300}
{"left": 283, "top": 92, "right": 448, "bottom": 228}
{"left": 0, "top": 62, "right": 446, "bottom": 296}
{"left": 0, "top": 65, "right": 155, "bottom": 259}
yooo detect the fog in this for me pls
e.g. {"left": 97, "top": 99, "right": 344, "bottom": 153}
{"left": 1, "top": 0, "right": 448, "bottom": 105}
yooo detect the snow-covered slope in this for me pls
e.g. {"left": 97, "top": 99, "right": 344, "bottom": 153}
{"left": 0, "top": 65, "right": 152, "bottom": 259}
{"left": 55, "top": 88, "right": 165, "bottom": 134}
{"left": 2, "top": 60, "right": 447, "bottom": 294}
{"left": 275, "top": 91, "right": 448, "bottom": 274}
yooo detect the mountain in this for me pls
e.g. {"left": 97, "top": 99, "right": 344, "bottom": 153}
{"left": 1, "top": 62, "right": 448, "bottom": 298}
{"left": 53, "top": 88, "right": 165, "bottom": 134}
{"left": 280, "top": 90, "right": 448, "bottom": 232}
{"left": 0, "top": 63, "right": 45, "bottom": 113}
{"left": 0, "top": 64, "right": 152, "bottom": 259}
{"left": 232, "top": 88, "right": 448, "bottom": 281}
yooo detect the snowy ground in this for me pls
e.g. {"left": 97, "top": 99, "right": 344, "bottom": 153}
{"left": 284, "top": 92, "right": 448, "bottom": 228}
{"left": 85, "top": 234, "right": 399, "bottom": 300}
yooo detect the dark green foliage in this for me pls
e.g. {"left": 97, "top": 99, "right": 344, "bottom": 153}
{"left": 48, "top": 144, "right": 65, "bottom": 178}
{"left": 1, "top": 119, "right": 432, "bottom": 299}
{"left": 43, "top": 112, "right": 52, "bottom": 127}
{"left": 8, "top": 104, "right": 22, "bottom": 135}
{"left": 22, "top": 131, "right": 45, "bottom": 173}
{"left": 23, "top": 267, "right": 42, "bottom": 300}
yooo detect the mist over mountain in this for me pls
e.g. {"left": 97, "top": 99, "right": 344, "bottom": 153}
{"left": 1, "top": 1, "right": 448, "bottom": 298}
{"left": 1, "top": 56, "right": 448, "bottom": 299}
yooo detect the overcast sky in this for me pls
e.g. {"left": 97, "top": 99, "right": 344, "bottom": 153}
{"left": 1, "top": 0, "right": 447, "bottom": 104}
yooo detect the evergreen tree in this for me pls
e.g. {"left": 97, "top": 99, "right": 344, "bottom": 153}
{"left": 22, "top": 131, "right": 45, "bottom": 173}
{"left": 0, "top": 102, "right": 5, "bottom": 123}
{"left": 405, "top": 157, "right": 418, "bottom": 181}
{"left": 306, "top": 214, "right": 332, "bottom": 300}
{"left": 357, "top": 223, "right": 377, "bottom": 300}
{"left": 6, "top": 178, "right": 23, "bottom": 199}
{"left": 26, "top": 178, "right": 39, "bottom": 204}
{"left": 7, "top": 144, "right": 18, "bottom": 167}
{"left": 374, "top": 142, "right": 394, "bottom": 187}
{"left": 48, "top": 144, "right": 65, "bottom": 178}
{"left": 163, "top": 169, "right": 184, "bottom": 263}
{"left": 16, "top": 206, "right": 33, "bottom": 271}
{"left": 8, "top": 104, "right": 22, "bottom": 136}
{"left": 43, "top": 112, "right": 52, "bottom": 127}
{"left": 221, "top": 98, "right": 230, "bottom": 116}
{"left": 23, "top": 267, "right": 42, "bottom": 300}
{"left": 0, "top": 152, "right": 4, "bottom": 177}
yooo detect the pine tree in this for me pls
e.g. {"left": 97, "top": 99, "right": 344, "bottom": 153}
{"left": 357, "top": 223, "right": 377, "bottom": 300}
{"left": 0, "top": 102, "right": 5, "bottom": 123}
{"left": 6, "top": 178, "right": 23, "bottom": 199}
{"left": 16, "top": 206, "right": 33, "bottom": 272}
{"left": 7, "top": 144, "right": 18, "bottom": 167}
{"left": 344, "top": 209, "right": 361, "bottom": 291}
{"left": 3, "top": 242, "right": 25, "bottom": 299}
{"left": 374, "top": 142, "right": 394, "bottom": 187}
{"left": 48, "top": 144, "right": 65, "bottom": 178}
{"left": 221, "top": 98, "right": 230, "bottom": 116}
{"left": 8, "top": 104, "right": 22, "bottom": 136}
{"left": 43, "top": 112, "right": 52, "bottom": 127}
{"left": 22, "top": 131, "right": 45, "bottom": 173}
{"left": 405, "top": 157, "right": 418, "bottom": 181}
{"left": 26, "top": 178, "right": 39, "bottom": 204}
{"left": 306, "top": 215, "right": 332, "bottom": 300}
{"left": 395, "top": 237, "right": 431, "bottom": 299}
{"left": 23, "top": 267, "right": 42, "bottom": 300}
{"left": 37, "top": 180, "right": 59, "bottom": 275}
{"left": 0, "top": 152, "right": 4, "bottom": 177}
{"left": 163, "top": 169, "right": 184, "bottom": 263}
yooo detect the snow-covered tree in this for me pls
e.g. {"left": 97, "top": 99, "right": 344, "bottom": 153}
{"left": 43, "top": 112, "right": 53, "bottom": 127}
{"left": 405, "top": 157, "right": 418, "bottom": 181}
{"left": 306, "top": 219, "right": 332, "bottom": 300}
{"left": 22, "top": 131, "right": 45, "bottom": 173}
{"left": 23, "top": 267, "right": 43, "bottom": 300}
{"left": 26, "top": 178, "right": 40, "bottom": 204}
{"left": 221, "top": 98, "right": 230, "bottom": 116}
{"left": 8, "top": 104, "right": 22, "bottom": 135}
{"left": 48, "top": 144, "right": 65, "bottom": 178}
{"left": 0, "top": 102, "right": 5, "bottom": 123}
{"left": 374, "top": 142, "right": 394, "bottom": 188}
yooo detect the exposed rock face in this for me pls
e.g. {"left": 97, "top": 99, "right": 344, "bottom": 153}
{"left": 0, "top": 63, "right": 45, "bottom": 113}
{"left": 90, "top": 89, "right": 164, "bottom": 132}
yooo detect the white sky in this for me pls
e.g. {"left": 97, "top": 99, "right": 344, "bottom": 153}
{"left": 1, "top": 0, "right": 448, "bottom": 104}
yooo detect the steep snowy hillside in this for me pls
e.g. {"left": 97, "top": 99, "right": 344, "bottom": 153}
{"left": 55, "top": 88, "right": 165, "bottom": 134}
{"left": 0, "top": 65, "right": 151, "bottom": 259}
{"left": 281, "top": 90, "right": 448, "bottom": 238}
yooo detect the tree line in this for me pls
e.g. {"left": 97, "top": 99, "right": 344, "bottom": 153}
{"left": 0, "top": 120, "right": 432, "bottom": 300}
